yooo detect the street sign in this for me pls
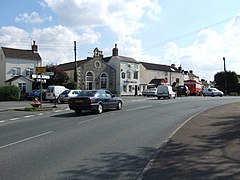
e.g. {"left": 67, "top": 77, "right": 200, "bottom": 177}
{"left": 36, "top": 66, "right": 46, "bottom": 73}
{"left": 32, "top": 74, "right": 50, "bottom": 79}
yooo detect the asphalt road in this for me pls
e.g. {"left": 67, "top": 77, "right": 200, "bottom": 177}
{"left": 0, "top": 96, "right": 240, "bottom": 179}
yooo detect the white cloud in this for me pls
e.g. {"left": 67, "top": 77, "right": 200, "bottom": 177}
{"left": 161, "top": 14, "right": 240, "bottom": 81}
{"left": 15, "top": 12, "right": 52, "bottom": 24}
{"left": 42, "top": 0, "right": 161, "bottom": 35}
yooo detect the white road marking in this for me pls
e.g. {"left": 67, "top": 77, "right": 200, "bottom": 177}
{"left": 0, "top": 120, "right": 6, "bottom": 123}
{"left": 9, "top": 118, "right": 20, "bottom": 121}
{"left": 38, "top": 113, "right": 44, "bottom": 116}
{"left": 24, "top": 115, "right": 35, "bottom": 118}
{"left": 127, "top": 105, "right": 152, "bottom": 111}
{"left": 0, "top": 131, "right": 53, "bottom": 149}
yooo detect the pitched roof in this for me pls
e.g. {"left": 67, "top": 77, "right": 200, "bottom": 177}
{"left": 1, "top": 47, "right": 42, "bottom": 61}
{"left": 5, "top": 75, "right": 34, "bottom": 83}
{"left": 140, "top": 61, "right": 180, "bottom": 72}
{"left": 58, "top": 59, "right": 88, "bottom": 71}
{"left": 103, "top": 56, "right": 140, "bottom": 64}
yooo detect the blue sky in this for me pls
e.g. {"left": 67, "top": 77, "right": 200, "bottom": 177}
{"left": 1, "top": 0, "right": 240, "bottom": 81}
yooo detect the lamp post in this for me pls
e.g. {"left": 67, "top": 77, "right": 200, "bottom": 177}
{"left": 223, "top": 57, "right": 227, "bottom": 95}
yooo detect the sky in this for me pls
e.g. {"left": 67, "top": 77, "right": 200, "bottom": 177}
{"left": 1, "top": 0, "right": 240, "bottom": 82}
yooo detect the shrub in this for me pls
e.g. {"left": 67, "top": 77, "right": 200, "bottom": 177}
{"left": 0, "top": 85, "right": 21, "bottom": 101}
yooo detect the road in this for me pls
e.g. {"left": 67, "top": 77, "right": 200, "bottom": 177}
{"left": 0, "top": 96, "right": 239, "bottom": 179}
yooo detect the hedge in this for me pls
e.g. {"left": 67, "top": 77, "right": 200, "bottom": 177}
{"left": 0, "top": 85, "right": 21, "bottom": 101}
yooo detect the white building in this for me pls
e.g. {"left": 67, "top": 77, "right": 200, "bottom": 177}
{"left": 103, "top": 44, "right": 141, "bottom": 96}
{"left": 0, "top": 41, "right": 42, "bottom": 93}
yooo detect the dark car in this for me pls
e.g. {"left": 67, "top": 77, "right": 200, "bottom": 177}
{"left": 69, "top": 89, "right": 123, "bottom": 114}
{"left": 176, "top": 85, "right": 190, "bottom": 97}
{"left": 25, "top": 89, "right": 47, "bottom": 100}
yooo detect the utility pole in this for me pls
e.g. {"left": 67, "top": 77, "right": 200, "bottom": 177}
{"left": 74, "top": 41, "right": 78, "bottom": 84}
{"left": 223, "top": 57, "right": 227, "bottom": 95}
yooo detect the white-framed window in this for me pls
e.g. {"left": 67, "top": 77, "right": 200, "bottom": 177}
{"left": 26, "top": 68, "right": 33, "bottom": 77}
{"left": 12, "top": 67, "right": 21, "bottom": 76}
{"left": 126, "top": 71, "right": 131, "bottom": 79}
{"left": 18, "top": 83, "right": 26, "bottom": 92}
{"left": 85, "top": 71, "right": 94, "bottom": 90}
{"left": 134, "top": 71, "right": 138, "bottom": 79}
{"left": 121, "top": 72, "right": 126, "bottom": 79}
{"left": 100, "top": 73, "right": 108, "bottom": 89}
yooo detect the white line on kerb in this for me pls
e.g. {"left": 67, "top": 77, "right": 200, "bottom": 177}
{"left": 0, "top": 131, "right": 53, "bottom": 149}
{"left": 127, "top": 105, "right": 152, "bottom": 111}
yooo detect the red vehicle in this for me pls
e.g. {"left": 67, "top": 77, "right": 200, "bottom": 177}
{"left": 184, "top": 80, "right": 203, "bottom": 96}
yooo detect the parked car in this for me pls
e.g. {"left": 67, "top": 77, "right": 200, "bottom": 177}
{"left": 58, "top": 89, "right": 81, "bottom": 103}
{"left": 69, "top": 89, "right": 123, "bottom": 114}
{"left": 203, "top": 88, "right": 224, "bottom": 97}
{"left": 25, "top": 89, "right": 47, "bottom": 100}
{"left": 157, "top": 85, "right": 176, "bottom": 99}
{"left": 176, "top": 85, "right": 190, "bottom": 97}
{"left": 142, "top": 88, "right": 157, "bottom": 97}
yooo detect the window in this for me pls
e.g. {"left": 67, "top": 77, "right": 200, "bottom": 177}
{"left": 100, "top": 73, "right": 108, "bottom": 89}
{"left": 26, "top": 68, "right": 33, "bottom": 77}
{"left": 129, "top": 85, "right": 132, "bottom": 93}
{"left": 12, "top": 67, "right": 21, "bottom": 76}
{"left": 127, "top": 71, "right": 131, "bottom": 79}
{"left": 134, "top": 71, "right": 138, "bottom": 79}
{"left": 123, "top": 85, "right": 127, "bottom": 93}
{"left": 18, "top": 83, "right": 26, "bottom": 92}
{"left": 176, "top": 78, "right": 180, "bottom": 83}
{"left": 86, "top": 71, "right": 94, "bottom": 90}
{"left": 121, "top": 72, "right": 125, "bottom": 79}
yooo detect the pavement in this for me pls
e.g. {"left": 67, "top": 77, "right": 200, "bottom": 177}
{"left": 139, "top": 102, "right": 240, "bottom": 180}
{"left": 1, "top": 98, "right": 240, "bottom": 179}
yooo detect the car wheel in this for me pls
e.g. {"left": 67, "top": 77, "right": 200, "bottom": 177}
{"left": 116, "top": 101, "right": 122, "bottom": 110}
{"left": 75, "top": 110, "right": 82, "bottom": 114}
{"left": 211, "top": 93, "right": 214, "bottom": 97}
{"left": 60, "top": 101, "right": 64, "bottom": 104}
{"left": 97, "top": 103, "right": 103, "bottom": 114}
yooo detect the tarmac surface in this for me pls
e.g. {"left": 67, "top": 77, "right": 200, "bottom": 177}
{"left": 139, "top": 102, "right": 240, "bottom": 180}
{"left": 1, "top": 99, "right": 240, "bottom": 179}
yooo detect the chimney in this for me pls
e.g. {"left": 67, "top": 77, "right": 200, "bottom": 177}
{"left": 178, "top": 65, "right": 182, "bottom": 71}
{"left": 31, "top": 40, "right": 38, "bottom": 53}
{"left": 112, "top": 44, "right": 118, "bottom": 56}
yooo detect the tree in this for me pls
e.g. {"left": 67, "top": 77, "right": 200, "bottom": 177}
{"left": 45, "top": 64, "right": 69, "bottom": 87}
{"left": 214, "top": 71, "right": 239, "bottom": 94}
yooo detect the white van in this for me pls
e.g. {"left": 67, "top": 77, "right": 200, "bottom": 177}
{"left": 46, "top": 85, "right": 68, "bottom": 102}
{"left": 157, "top": 85, "right": 176, "bottom": 99}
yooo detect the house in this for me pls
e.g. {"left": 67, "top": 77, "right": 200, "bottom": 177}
{"left": 0, "top": 41, "right": 42, "bottom": 93}
{"left": 58, "top": 49, "right": 116, "bottom": 93}
{"left": 103, "top": 44, "right": 141, "bottom": 96}
{"left": 139, "top": 61, "right": 184, "bottom": 93}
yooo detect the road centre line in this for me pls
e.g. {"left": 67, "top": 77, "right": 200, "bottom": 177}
{"left": 127, "top": 105, "right": 152, "bottom": 112}
{"left": 24, "top": 115, "right": 35, "bottom": 118}
{"left": 78, "top": 113, "right": 114, "bottom": 125}
{"left": 0, "top": 131, "right": 53, "bottom": 149}
{"left": 10, "top": 117, "right": 20, "bottom": 121}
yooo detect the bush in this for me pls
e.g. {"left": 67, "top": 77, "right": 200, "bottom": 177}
{"left": 0, "top": 85, "right": 21, "bottom": 101}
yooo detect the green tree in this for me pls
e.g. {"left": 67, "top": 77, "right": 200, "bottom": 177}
{"left": 45, "top": 64, "right": 69, "bottom": 86}
{"left": 214, "top": 71, "right": 239, "bottom": 94}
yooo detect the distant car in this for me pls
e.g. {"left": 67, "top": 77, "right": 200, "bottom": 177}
{"left": 157, "top": 85, "right": 176, "bottom": 99}
{"left": 46, "top": 85, "right": 68, "bottom": 102}
{"left": 176, "top": 85, "right": 190, "bottom": 97}
{"left": 203, "top": 88, "right": 224, "bottom": 97}
{"left": 69, "top": 89, "right": 123, "bottom": 114}
{"left": 58, "top": 89, "right": 82, "bottom": 103}
{"left": 25, "top": 89, "right": 47, "bottom": 100}
{"left": 142, "top": 88, "right": 157, "bottom": 97}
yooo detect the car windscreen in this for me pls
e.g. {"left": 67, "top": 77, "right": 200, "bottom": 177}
{"left": 78, "top": 90, "right": 97, "bottom": 97}
{"left": 61, "top": 90, "right": 70, "bottom": 95}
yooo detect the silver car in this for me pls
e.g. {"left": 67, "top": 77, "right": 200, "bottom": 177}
{"left": 58, "top": 89, "right": 81, "bottom": 103}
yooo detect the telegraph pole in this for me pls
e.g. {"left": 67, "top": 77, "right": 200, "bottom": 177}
{"left": 223, "top": 57, "right": 227, "bottom": 95}
{"left": 74, "top": 41, "right": 78, "bottom": 83}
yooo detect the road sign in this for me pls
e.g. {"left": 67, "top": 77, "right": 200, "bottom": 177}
{"left": 32, "top": 74, "right": 50, "bottom": 79}
{"left": 36, "top": 66, "right": 46, "bottom": 73}
{"left": 43, "top": 72, "right": 54, "bottom": 76}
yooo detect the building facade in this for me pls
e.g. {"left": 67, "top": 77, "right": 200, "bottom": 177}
{"left": 0, "top": 41, "right": 42, "bottom": 93}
